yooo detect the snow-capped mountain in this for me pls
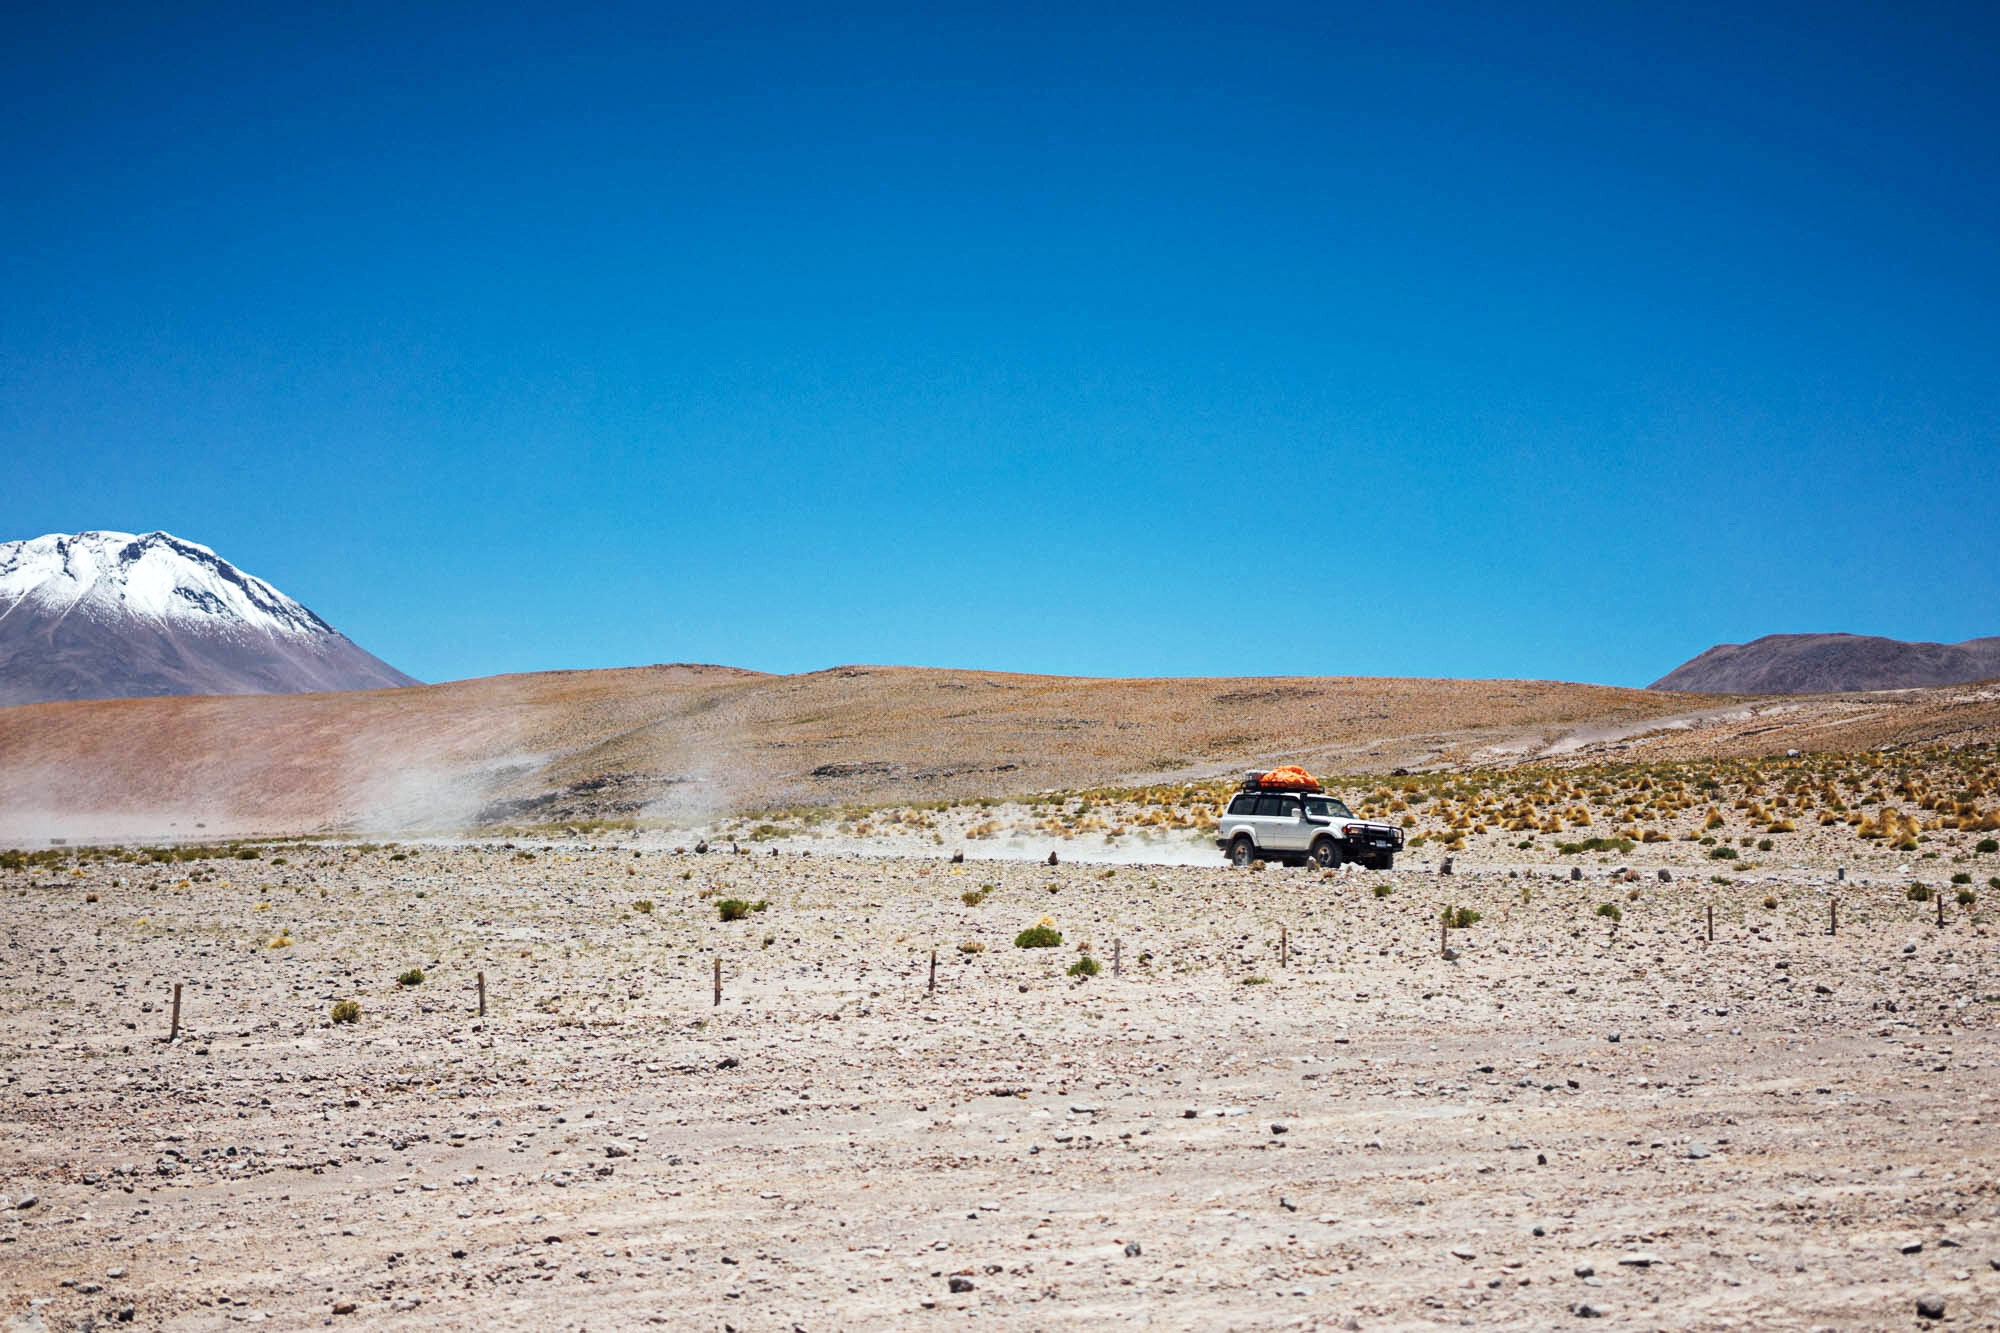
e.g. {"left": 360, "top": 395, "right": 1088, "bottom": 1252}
{"left": 0, "top": 530, "right": 419, "bottom": 707}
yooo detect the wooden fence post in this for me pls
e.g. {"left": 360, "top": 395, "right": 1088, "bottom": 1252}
{"left": 168, "top": 983, "right": 181, "bottom": 1042}
{"left": 713, "top": 957, "right": 721, "bottom": 1006}
{"left": 477, "top": 970, "right": 487, "bottom": 1017}
{"left": 1706, "top": 904, "right": 1714, "bottom": 942}
{"left": 928, "top": 949, "right": 936, "bottom": 994}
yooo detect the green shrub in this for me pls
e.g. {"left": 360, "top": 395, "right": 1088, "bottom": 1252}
{"left": 716, "top": 899, "right": 752, "bottom": 921}
{"left": 397, "top": 968, "right": 424, "bottom": 987}
{"left": 1067, "top": 955, "right": 1101, "bottom": 977}
{"left": 1906, "top": 883, "right": 1932, "bottom": 902}
{"left": 1372, "top": 884, "right": 1394, "bottom": 898}
{"left": 1442, "top": 905, "right": 1481, "bottom": 929}
{"left": 634, "top": 899, "right": 654, "bottom": 913}
{"left": 1709, "top": 846, "right": 1738, "bottom": 860}
{"left": 1594, "top": 903, "right": 1622, "bottom": 923}
{"left": 1556, "top": 837, "right": 1635, "bottom": 855}
{"left": 961, "top": 886, "right": 992, "bottom": 907}
{"left": 1956, "top": 889, "right": 1976, "bottom": 906}
{"left": 236, "top": 847, "right": 261, "bottom": 860}
{"left": 1762, "top": 895, "right": 1778, "bottom": 909}
{"left": 1014, "top": 924, "right": 1063, "bottom": 948}
{"left": 1976, "top": 839, "right": 1998, "bottom": 854}
{"left": 1757, "top": 838, "right": 1774, "bottom": 852}
{"left": 1241, "top": 975, "right": 1270, "bottom": 985}
{"left": 330, "top": 999, "right": 360, "bottom": 1024}
{"left": 1951, "top": 872, "right": 1972, "bottom": 885}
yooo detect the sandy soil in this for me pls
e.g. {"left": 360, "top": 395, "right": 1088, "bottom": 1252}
{"left": 4, "top": 833, "right": 1997, "bottom": 1331}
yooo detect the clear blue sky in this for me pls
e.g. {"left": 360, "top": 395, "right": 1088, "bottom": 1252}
{"left": 5, "top": 1, "right": 1996, "bottom": 687}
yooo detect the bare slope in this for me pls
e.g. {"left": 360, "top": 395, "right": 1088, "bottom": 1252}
{"left": 1651, "top": 631, "right": 2000, "bottom": 694}
{"left": 5, "top": 661, "right": 1998, "bottom": 841}
{"left": 0, "top": 664, "right": 1705, "bottom": 840}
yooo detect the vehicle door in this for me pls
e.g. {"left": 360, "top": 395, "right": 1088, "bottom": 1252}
{"left": 1255, "top": 793, "right": 1306, "bottom": 850}
{"left": 1304, "top": 795, "right": 1343, "bottom": 845}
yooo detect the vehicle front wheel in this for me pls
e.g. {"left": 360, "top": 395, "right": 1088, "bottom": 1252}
{"left": 1310, "top": 838, "right": 1344, "bottom": 869}
{"left": 1229, "top": 837, "right": 1256, "bottom": 868}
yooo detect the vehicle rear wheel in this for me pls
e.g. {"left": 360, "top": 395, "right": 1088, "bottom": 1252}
{"left": 1229, "top": 837, "right": 1256, "bottom": 868}
{"left": 1310, "top": 838, "right": 1344, "bottom": 869}
{"left": 1377, "top": 853, "right": 1394, "bottom": 871}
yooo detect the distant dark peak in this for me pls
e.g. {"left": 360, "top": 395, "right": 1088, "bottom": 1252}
{"left": 1651, "top": 632, "right": 2000, "bottom": 695}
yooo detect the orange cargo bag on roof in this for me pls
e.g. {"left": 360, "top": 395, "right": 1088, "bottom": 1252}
{"left": 1260, "top": 765, "right": 1320, "bottom": 791}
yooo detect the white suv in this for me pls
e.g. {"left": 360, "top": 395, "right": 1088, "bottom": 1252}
{"left": 1215, "top": 777, "right": 1404, "bottom": 869}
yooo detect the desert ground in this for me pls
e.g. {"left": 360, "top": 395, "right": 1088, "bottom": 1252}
{"left": 4, "top": 744, "right": 1999, "bottom": 1331}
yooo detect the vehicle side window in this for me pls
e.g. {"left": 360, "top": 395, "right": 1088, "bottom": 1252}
{"left": 1253, "top": 795, "right": 1288, "bottom": 818}
{"left": 1227, "top": 794, "right": 1255, "bottom": 815}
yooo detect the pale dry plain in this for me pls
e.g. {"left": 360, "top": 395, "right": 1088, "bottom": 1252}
{"left": 6, "top": 679, "right": 2000, "bottom": 1332}
{"left": 3, "top": 818, "right": 1998, "bottom": 1332}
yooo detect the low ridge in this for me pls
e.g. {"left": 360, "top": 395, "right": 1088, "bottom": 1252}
{"left": 1651, "top": 632, "right": 2000, "bottom": 695}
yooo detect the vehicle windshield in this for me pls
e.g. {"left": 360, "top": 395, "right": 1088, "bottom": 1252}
{"left": 1304, "top": 796, "right": 1353, "bottom": 819}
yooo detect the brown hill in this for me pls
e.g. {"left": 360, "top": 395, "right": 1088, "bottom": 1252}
{"left": 4, "top": 662, "right": 1998, "bottom": 842}
{"left": 1652, "top": 633, "right": 2000, "bottom": 695}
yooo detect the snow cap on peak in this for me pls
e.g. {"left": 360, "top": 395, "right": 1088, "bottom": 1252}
{"left": 0, "top": 529, "right": 333, "bottom": 639}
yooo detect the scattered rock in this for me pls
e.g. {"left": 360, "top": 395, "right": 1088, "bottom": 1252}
{"left": 1124, "top": 1241, "right": 1142, "bottom": 1257}
{"left": 1916, "top": 1294, "right": 1946, "bottom": 1320}
{"left": 947, "top": 1276, "right": 974, "bottom": 1293}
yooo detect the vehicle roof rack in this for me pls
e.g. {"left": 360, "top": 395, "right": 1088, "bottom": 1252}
{"left": 1239, "top": 767, "right": 1322, "bottom": 793}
